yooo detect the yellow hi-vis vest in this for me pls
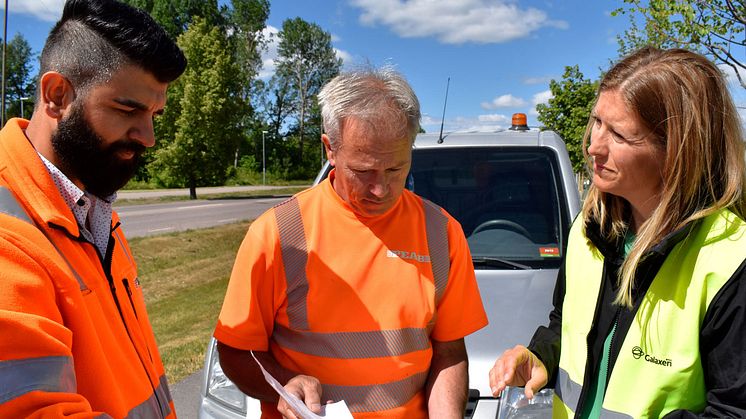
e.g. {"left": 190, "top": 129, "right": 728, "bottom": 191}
{"left": 553, "top": 209, "right": 746, "bottom": 419}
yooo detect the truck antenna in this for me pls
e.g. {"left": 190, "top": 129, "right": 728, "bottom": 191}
{"left": 437, "top": 77, "right": 450, "bottom": 144}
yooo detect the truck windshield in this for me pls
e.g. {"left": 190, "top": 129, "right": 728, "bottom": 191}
{"left": 410, "top": 147, "right": 569, "bottom": 269}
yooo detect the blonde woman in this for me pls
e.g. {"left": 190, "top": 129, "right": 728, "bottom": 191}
{"left": 488, "top": 47, "right": 746, "bottom": 418}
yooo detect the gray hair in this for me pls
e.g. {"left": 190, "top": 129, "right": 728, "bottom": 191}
{"left": 318, "top": 65, "right": 421, "bottom": 150}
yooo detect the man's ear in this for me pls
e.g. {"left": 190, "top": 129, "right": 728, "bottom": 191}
{"left": 321, "top": 134, "right": 335, "bottom": 167}
{"left": 38, "top": 71, "right": 75, "bottom": 120}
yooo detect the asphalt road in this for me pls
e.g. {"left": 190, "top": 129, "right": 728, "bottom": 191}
{"left": 116, "top": 197, "right": 285, "bottom": 238}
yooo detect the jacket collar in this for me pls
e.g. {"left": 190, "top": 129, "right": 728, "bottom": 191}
{"left": 0, "top": 118, "right": 81, "bottom": 237}
{"left": 583, "top": 210, "right": 701, "bottom": 264}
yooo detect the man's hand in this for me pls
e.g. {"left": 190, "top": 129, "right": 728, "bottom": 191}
{"left": 278, "top": 374, "right": 323, "bottom": 419}
{"left": 488, "top": 345, "right": 548, "bottom": 399}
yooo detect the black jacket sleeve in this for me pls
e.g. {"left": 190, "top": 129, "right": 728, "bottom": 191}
{"left": 527, "top": 259, "right": 566, "bottom": 388}
{"left": 663, "top": 259, "right": 746, "bottom": 418}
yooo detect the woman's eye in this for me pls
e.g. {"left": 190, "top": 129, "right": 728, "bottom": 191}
{"left": 610, "top": 131, "right": 625, "bottom": 142}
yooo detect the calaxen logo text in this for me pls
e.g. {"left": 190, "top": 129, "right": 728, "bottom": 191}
{"left": 632, "top": 346, "right": 672, "bottom": 367}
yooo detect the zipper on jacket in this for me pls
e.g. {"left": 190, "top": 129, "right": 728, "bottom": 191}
{"left": 122, "top": 278, "right": 139, "bottom": 320}
{"left": 122, "top": 278, "right": 155, "bottom": 363}
{"left": 604, "top": 308, "right": 621, "bottom": 392}
{"left": 106, "top": 232, "right": 166, "bottom": 417}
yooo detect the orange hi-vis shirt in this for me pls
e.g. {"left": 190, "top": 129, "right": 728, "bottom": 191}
{"left": 0, "top": 119, "right": 173, "bottom": 418}
{"left": 215, "top": 170, "right": 488, "bottom": 418}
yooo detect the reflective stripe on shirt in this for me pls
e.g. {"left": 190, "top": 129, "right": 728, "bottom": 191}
{"left": 274, "top": 197, "right": 311, "bottom": 330}
{"left": 322, "top": 371, "right": 428, "bottom": 413}
{"left": 273, "top": 323, "right": 432, "bottom": 359}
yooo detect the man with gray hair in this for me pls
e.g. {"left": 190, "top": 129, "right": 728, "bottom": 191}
{"left": 215, "top": 66, "right": 488, "bottom": 418}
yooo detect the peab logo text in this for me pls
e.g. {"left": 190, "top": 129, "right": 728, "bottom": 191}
{"left": 631, "top": 346, "right": 672, "bottom": 367}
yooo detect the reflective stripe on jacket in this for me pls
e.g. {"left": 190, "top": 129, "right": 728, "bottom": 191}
{"left": 0, "top": 118, "right": 174, "bottom": 418}
{"left": 554, "top": 209, "right": 746, "bottom": 419}
{"left": 271, "top": 195, "right": 450, "bottom": 414}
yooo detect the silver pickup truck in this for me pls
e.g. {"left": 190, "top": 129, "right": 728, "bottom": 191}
{"left": 199, "top": 121, "right": 581, "bottom": 419}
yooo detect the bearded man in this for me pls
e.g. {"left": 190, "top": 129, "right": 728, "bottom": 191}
{"left": 0, "top": 0, "right": 186, "bottom": 417}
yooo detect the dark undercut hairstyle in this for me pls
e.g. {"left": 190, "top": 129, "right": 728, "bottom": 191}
{"left": 39, "top": 0, "right": 186, "bottom": 94}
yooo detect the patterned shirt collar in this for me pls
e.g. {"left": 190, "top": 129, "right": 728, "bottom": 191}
{"left": 37, "top": 152, "right": 117, "bottom": 258}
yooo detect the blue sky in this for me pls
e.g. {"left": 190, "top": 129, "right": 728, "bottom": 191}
{"left": 6, "top": 0, "right": 746, "bottom": 133}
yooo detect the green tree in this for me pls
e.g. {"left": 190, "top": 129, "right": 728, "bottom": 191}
{"left": 536, "top": 65, "right": 598, "bottom": 173}
{"left": 273, "top": 17, "right": 342, "bottom": 164}
{"left": 613, "top": 0, "right": 746, "bottom": 88}
{"left": 226, "top": 0, "right": 270, "bottom": 173}
{"left": 228, "top": 0, "right": 269, "bottom": 79}
{"left": 121, "top": 0, "right": 153, "bottom": 11}
{"left": 150, "top": 17, "right": 242, "bottom": 198}
{"left": 3, "top": 34, "right": 36, "bottom": 120}
{"left": 121, "top": 0, "right": 223, "bottom": 39}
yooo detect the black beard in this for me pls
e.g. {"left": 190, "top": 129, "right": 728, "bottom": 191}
{"left": 51, "top": 104, "right": 145, "bottom": 199}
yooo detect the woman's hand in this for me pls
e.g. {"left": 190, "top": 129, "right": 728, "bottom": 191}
{"left": 488, "top": 345, "right": 548, "bottom": 399}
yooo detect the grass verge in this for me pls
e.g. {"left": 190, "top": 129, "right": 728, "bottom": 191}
{"left": 116, "top": 186, "right": 308, "bottom": 207}
{"left": 128, "top": 221, "right": 251, "bottom": 383}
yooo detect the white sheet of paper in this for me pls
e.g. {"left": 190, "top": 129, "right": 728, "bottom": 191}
{"left": 250, "top": 351, "right": 354, "bottom": 419}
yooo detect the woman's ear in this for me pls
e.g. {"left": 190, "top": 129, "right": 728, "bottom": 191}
{"left": 38, "top": 71, "right": 75, "bottom": 120}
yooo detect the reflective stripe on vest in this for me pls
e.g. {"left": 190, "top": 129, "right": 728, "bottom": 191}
{"left": 0, "top": 356, "right": 76, "bottom": 404}
{"left": 322, "top": 371, "right": 428, "bottom": 413}
{"left": 555, "top": 210, "right": 746, "bottom": 418}
{"left": 0, "top": 186, "right": 89, "bottom": 291}
{"left": 552, "top": 368, "right": 633, "bottom": 419}
{"left": 124, "top": 374, "right": 172, "bottom": 419}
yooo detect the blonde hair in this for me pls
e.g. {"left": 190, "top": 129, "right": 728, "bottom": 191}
{"left": 581, "top": 47, "right": 746, "bottom": 307}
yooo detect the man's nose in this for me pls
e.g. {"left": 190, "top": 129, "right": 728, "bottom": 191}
{"left": 128, "top": 116, "right": 156, "bottom": 148}
{"left": 369, "top": 173, "right": 389, "bottom": 198}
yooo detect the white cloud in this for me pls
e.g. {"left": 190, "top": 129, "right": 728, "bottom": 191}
{"left": 478, "top": 113, "right": 509, "bottom": 123}
{"left": 421, "top": 114, "right": 508, "bottom": 133}
{"left": 259, "top": 26, "right": 353, "bottom": 77}
{"left": 421, "top": 115, "right": 441, "bottom": 126}
{"left": 532, "top": 90, "right": 553, "bottom": 106}
{"left": 350, "top": 0, "right": 567, "bottom": 44}
{"left": 8, "top": 0, "right": 64, "bottom": 22}
{"left": 523, "top": 76, "right": 554, "bottom": 85}
{"left": 480, "top": 94, "right": 526, "bottom": 110}
{"left": 258, "top": 26, "right": 280, "bottom": 79}
{"left": 335, "top": 48, "right": 353, "bottom": 66}
{"left": 719, "top": 63, "right": 746, "bottom": 100}
{"left": 529, "top": 89, "right": 552, "bottom": 116}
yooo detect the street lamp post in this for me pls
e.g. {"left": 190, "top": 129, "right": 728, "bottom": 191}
{"left": 20, "top": 97, "right": 30, "bottom": 119}
{"left": 262, "top": 130, "right": 268, "bottom": 185}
